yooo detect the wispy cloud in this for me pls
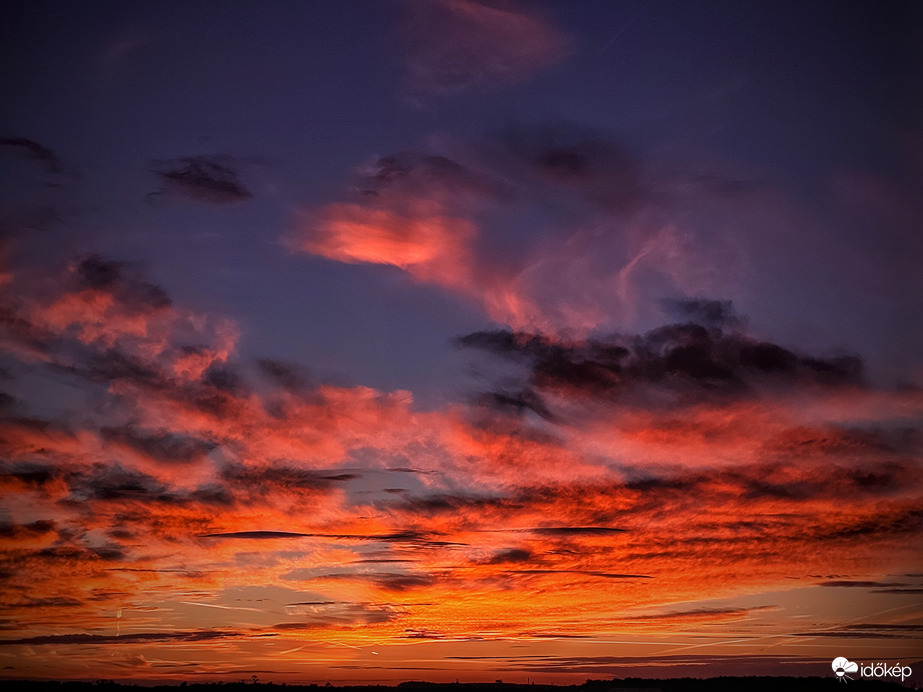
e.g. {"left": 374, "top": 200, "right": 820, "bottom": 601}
{"left": 152, "top": 155, "right": 252, "bottom": 204}
{"left": 0, "top": 137, "right": 64, "bottom": 175}
{"left": 290, "top": 124, "right": 752, "bottom": 333}
{"left": 401, "top": 0, "right": 570, "bottom": 96}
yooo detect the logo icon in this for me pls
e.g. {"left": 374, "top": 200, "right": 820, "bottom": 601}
{"left": 832, "top": 657, "right": 858, "bottom": 683}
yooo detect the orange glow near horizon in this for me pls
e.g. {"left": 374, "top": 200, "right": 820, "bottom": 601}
{"left": 1, "top": 262, "right": 920, "bottom": 680}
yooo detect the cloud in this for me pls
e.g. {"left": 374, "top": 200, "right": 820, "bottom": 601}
{"left": 220, "top": 464, "right": 358, "bottom": 494}
{"left": 256, "top": 359, "right": 312, "bottom": 392}
{"left": 152, "top": 155, "right": 252, "bottom": 204}
{"left": 483, "top": 547, "right": 533, "bottom": 564}
{"left": 0, "top": 240, "right": 920, "bottom": 673}
{"left": 0, "top": 137, "right": 63, "bottom": 175}
{"left": 0, "top": 629, "right": 245, "bottom": 647}
{"left": 0, "top": 519, "right": 56, "bottom": 541}
{"left": 199, "top": 531, "right": 314, "bottom": 540}
{"left": 283, "top": 569, "right": 439, "bottom": 592}
{"left": 661, "top": 298, "right": 745, "bottom": 329}
{"left": 290, "top": 124, "right": 754, "bottom": 333}
{"left": 457, "top": 311, "right": 867, "bottom": 420}
{"left": 277, "top": 600, "right": 402, "bottom": 628}
{"left": 101, "top": 425, "right": 217, "bottom": 464}
{"left": 624, "top": 605, "right": 778, "bottom": 623}
{"left": 299, "top": 202, "right": 476, "bottom": 285}
{"left": 872, "top": 588, "right": 923, "bottom": 594}
{"left": 69, "top": 463, "right": 171, "bottom": 503}
{"left": 75, "top": 255, "right": 171, "bottom": 308}
{"left": 355, "top": 151, "right": 509, "bottom": 202}
{"left": 525, "top": 526, "right": 628, "bottom": 536}
{"left": 401, "top": 0, "right": 570, "bottom": 95}
{"left": 505, "top": 569, "right": 651, "bottom": 580}
{"left": 500, "top": 123, "right": 646, "bottom": 214}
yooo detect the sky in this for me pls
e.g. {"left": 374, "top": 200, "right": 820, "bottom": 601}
{"left": 0, "top": 0, "right": 922, "bottom": 684}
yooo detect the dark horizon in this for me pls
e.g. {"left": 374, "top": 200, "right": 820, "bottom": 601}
{"left": 4, "top": 675, "right": 918, "bottom": 691}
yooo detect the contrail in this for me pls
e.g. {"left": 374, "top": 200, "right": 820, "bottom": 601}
{"left": 180, "top": 601, "right": 264, "bottom": 612}
{"left": 598, "top": 6, "right": 644, "bottom": 56}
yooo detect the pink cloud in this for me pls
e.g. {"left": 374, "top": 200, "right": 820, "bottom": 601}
{"left": 290, "top": 128, "right": 753, "bottom": 336}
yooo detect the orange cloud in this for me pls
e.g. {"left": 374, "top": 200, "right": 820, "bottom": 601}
{"left": 289, "top": 127, "right": 752, "bottom": 335}
{"left": 299, "top": 202, "right": 475, "bottom": 286}
{"left": 1, "top": 252, "right": 920, "bottom": 682}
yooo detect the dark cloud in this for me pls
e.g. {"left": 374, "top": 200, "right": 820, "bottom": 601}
{"left": 818, "top": 580, "right": 910, "bottom": 588}
{"left": 505, "top": 569, "right": 651, "bottom": 580}
{"left": 502, "top": 123, "right": 645, "bottom": 214}
{"left": 369, "top": 573, "right": 439, "bottom": 592}
{"left": 872, "top": 588, "right": 923, "bottom": 594}
{"left": 200, "top": 531, "right": 313, "bottom": 540}
{"left": 33, "top": 544, "right": 127, "bottom": 563}
{"left": 201, "top": 529, "right": 452, "bottom": 546}
{"left": 601, "top": 462, "right": 908, "bottom": 509}
{"left": 387, "top": 467, "right": 441, "bottom": 475}
{"left": 0, "top": 257, "right": 178, "bottom": 392}
{"left": 474, "top": 389, "right": 554, "bottom": 420}
{"left": 485, "top": 548, "right": 534, "bottom": 564}
{"left": 820, "top": 506, "right": 923, "bottom": 539}
{"left": 661, "top": 298, "right": 744, "bottom": 329}
{"left": 56, "top": 348, "right": 166, "bottom": 388}
{"left": 525, "top": 526, "right": 628, "bottom": 536}
{"left": 220, "top": 464, "right": 357, "bottom": 493}
{"left": 395, "top": 492, "right": 494, "bottom": 516}
{"left": 153, "top": 155, "right": 252, "bottom": 204}
{"left": 356, "top": 151, "right": 508, "bottom": 202}
{"left": 0, "top": 596, "right": 83, "bottom": 610}
{"left": 401, "top": 628, "right": 447, "bottom": 639}
{"left": 0, "top": 629, "right": 245, "bottom": 647}
{"left": 352, "top": 558, "right": 417, "bottom": 564}
{"left": 75, "top": 255, "right": 171, "bottom": 309}
{"left": 257, "top": 359, "right": 311, "bottom": 391}
{"left": 842, "top": 622, "right": 923, "bottom": 633}
{"left": 0, "top": 137, "right": 63, "bottom": 174}
{"left": 68, "top": 463, "right": 169, "bottom": 503}
{"left": 0, "top": 310, "right": 58, "bottom": 363}
{"left": 0, "top": 462, "right": 57, "bottom": 489}
{"left": 0, "top": 520, "right": 56, "bottom": 539}
{"left": 283, "top": 569, "right": 438, "bottom": 591}
{"left": 764, "top": 426, "right": 916, "bottom": 458}
{"left": 625, "top": 605, "right": 777, "bottom": 621}
{"left": 278, "top": 601, "right": 403, "bottom": 628}
{"left": 387, "top": 459, "right": 920, "bottom": 566}
{"left": 101, "top": 425, "right": 216, "bottom": 464}
{"left": 200, "top": 361, "right": 246, "bottom": 393}
{"left": 459, "top": 310, "right": 866, "bottom": 413}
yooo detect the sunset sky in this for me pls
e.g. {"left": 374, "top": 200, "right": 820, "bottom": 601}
{"left": 1, "top": 0, "right": 922, "bottom": 684}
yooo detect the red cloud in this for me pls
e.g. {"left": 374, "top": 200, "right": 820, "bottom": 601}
{"left": 300, "top": 202, "right": 475, "bottom": 286}
{"left": 289, "top": 128, "right": 752, "bottom": 335}
{"left": 1, "top": 251, "right": 920, "bottom": 681}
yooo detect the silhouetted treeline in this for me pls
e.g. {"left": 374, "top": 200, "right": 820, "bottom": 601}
{"left": 1, "top": 676, "right": 916, "bottom": 692}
